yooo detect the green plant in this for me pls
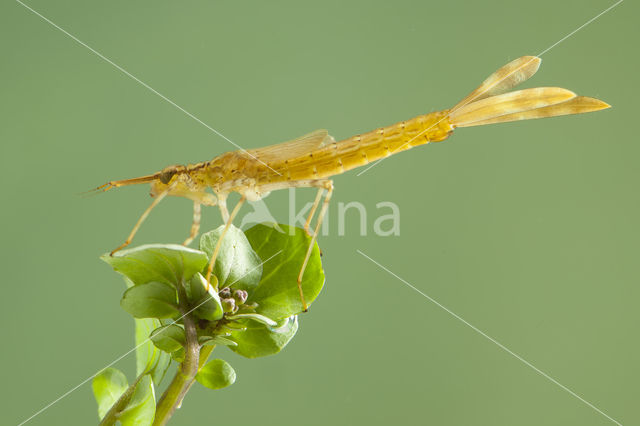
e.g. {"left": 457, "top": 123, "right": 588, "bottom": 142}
{"left": 93, "top": 223, "right": 325, "bottom": 425}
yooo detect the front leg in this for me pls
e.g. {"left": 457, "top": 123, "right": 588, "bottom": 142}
{"left": 110, "top": 183, "right": 175, "bottom": 255}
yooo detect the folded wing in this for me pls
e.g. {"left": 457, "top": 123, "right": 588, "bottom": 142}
{"left": 449, "top": 56, "right": 610, "bottom": 128}
{"left": 245, "top": 129, "right": 335, "bottom": 163}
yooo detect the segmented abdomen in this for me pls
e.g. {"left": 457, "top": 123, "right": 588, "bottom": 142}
{"left": 267, "top": 110, "right": 453, "bottom": 182}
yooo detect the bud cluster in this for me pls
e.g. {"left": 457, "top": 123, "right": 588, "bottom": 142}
{"left": 218, "top": 287, "right": 253, "bottom": 314}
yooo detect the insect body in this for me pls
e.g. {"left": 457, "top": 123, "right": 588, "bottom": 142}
{"left": 96, "top": 56, "right": 609, "bottom": 311}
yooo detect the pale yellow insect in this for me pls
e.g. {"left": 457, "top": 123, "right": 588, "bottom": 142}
{"left": 96, "top": 56, "right": 609, "bottom": 311}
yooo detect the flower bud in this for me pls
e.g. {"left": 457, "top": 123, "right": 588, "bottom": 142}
{"left": 219, "top": 287, "right": 232, "bottom": 299}
{"left": 233, "top": 289, "right": 248, "bottom": 305}
{"left": 221, "top": 298, "right": 236, "bottom": 313}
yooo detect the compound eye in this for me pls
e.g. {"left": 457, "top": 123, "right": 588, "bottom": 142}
{"left": 159, "top": 169, "right": 176, "bottom": 184}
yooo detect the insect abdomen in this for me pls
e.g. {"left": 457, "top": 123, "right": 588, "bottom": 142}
{"left": 324, "top": 110, "right": 453, "bottom": 175}
{"left": 255, "top": 110, "right": 454, "bottom": 182}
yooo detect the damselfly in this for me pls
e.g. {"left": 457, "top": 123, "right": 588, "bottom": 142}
{"left": 94, "top": 56, "right": 610, "bottom": 310}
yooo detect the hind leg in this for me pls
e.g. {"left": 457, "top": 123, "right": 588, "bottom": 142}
{"left": 252, "top": 179, "right": 334, "bottom": 311}
{"left": 297, "top": 180, "right": 333, "bottom": 311}
{"left": 304, "top": 188, "right": 324, "bottom": 236}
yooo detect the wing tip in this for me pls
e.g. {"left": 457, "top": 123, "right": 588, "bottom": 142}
{"left": 519, "top": 55, "right": 542, "bottom": 72}
{"left": 576, "top": 96, "right": 611, "bottom": 112}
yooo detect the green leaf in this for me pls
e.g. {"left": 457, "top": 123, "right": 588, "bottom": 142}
{"left": 229, "top": 316, "right": 298, "bottom": 358}
{"left": 187, "top": 273, "right": 224, "bottom": 321}
{"left": 227, "top": 313, "right": 277, "bottom": 327}
{"left": 92, "top": 367, "right": 128, "bottom": 420}
{"left": 136, "top": 318, "right": 171, "bottom": 386}
{"left": 121, "top": 281, "right": 179, "bottom": 319}
{"left": 245, "top": 224, "right": 324, "bottom": 319}
{"left": 199, "top": 335, "right": 238, "bottom": 347}
{"left": 150, "top": 324, "right": 185, "bottom": 353}
{"left": 102, "top": 244, "right": 209, "bottom": 287}
{"left": 171, "top": 347, "right": 185, "bottom": 363}
{"left": 119, "top": 374, "right": 155, "bottom": 426}
{"left": 196, "top": 359, "right": 236, "bottom": 390}
{"left": 199, "top": 225, "right": 262, "bottom": 291}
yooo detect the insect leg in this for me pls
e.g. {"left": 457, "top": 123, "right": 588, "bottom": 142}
{"left": 217, "top": 194, "right": 230, "bottom": 222}
{"left": 110, "top": 184, "right": 174, "bottom": 255}
{"left": 205, "top": 195, "right": 246, "bottom": 289}
{"left": 304, "top": 188, "right": 324, "bottom": 236}
{"left": 182, "top": 202, "right": 201, "bottom": 246}
{"left": 297, "top": 180, "right": 333, "bottom": 311}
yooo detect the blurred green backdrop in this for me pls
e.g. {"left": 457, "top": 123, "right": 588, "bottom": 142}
{"left": 1, "top": 0, "right": 637, "bottom": 425}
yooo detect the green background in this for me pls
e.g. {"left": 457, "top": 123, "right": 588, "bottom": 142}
{"left": 1, "top": 0, "right": 637, "bottom": 425}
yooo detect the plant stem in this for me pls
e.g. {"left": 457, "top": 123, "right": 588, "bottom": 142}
{"left": 153, "top": 282, "right": 201, "bottom": 426}
{"left": 177, "top": 344, "right": 216, "bottom": 399}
